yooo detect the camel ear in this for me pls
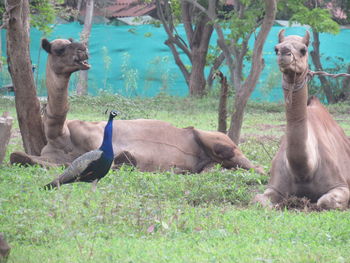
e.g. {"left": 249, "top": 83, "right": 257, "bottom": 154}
{"left": 192, "top": 128, "right": 236, "bottom": 160}
{"left": 303, "top": 31, "right": 310, "bottom": 46}
{"left": 278, "top": 29, "right": 285, "bottom": 43}
{"left": 213, "top": 144, "right": 234, "bottom": 159}
{"left": 41, "top": 38, "right": 51, "bottom": 54}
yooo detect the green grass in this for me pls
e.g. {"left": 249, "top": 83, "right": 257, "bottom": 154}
{"left": 1, "top": 94, "right": 350, "bottom": 263}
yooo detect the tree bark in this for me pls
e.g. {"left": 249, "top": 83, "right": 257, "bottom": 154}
{"left": 0, "top": 112, "right": 13, "bottom": 164}
{"left": 6, "top": 0, "right": 46, "bottom": 155}
{"left": 182, "top": 1, "right": 215, "bottom": 97}
{"left": 76, "top": 0, "right": 94, "bottom": 96}
{"left": 156, "top": 0, "right": 217, "bottom": 97}
{"left": 75, "top": 0, "right": 83, "bottom": 21}
{"left": 216, "top": 71, "right": 228, "bottom": 133}
{"left": 189, "top": 42, "right": 210, "bottom": 96}
{"left": 227, "top": 0, "right": 276, "bottom": 143}
{"left": 207, "top": 52, "right": 225, "bottom": 89}
{"left": 341, "top": 65, "right": 350, "bottom": 101}
{"left": 310, "top": 30, "right": 335, "bottom": 104}
{"left": 0, "top": 28, "right": 2, "bottom": 71}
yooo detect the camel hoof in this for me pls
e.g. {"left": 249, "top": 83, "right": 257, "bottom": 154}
{"left": 316, "top": 196, "right": 347, "bottom": 210}
{"left": 10, "top": 151, "right": 35, "bottom": 166}
{"left": 252, "top": 194, "right": 273, "bottom": 208}
{"left": 254, "top": 166, "right": 265, "bottom": 175}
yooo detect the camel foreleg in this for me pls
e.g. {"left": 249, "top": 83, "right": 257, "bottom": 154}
{"left": 252, "top": 187, "right": 285, "bottom": 208}
{"left": 317, "top": 186, "right": 349, "bottom": 210}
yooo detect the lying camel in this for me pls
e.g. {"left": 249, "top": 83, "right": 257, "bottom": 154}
{"left": 10, "top": 38, "right": 263, "bottom": 174}
{"left": 254, "top": 30, "right": 350, "bottom": 209}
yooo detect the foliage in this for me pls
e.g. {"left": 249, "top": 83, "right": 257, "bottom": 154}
{"left": 278, "top": 0, "right": 349, "bottom": 25}
{"left": 309, "top": 56, "right": 350, "bottom": 102}
{"left": 30, "top": 0, "right": 65, "bottom": 35}
{"left": 278, "top": 0, "right": 339, "bottom": 34}
{"left": 144, "top": 56, "right": 177, "bottom": 94}
{"left": 120, "top": 52, "right": 139, "bottom": 97}
{"left": 290, "top": 7, "right": 339, "bottom": 34}
{"left": 166, "top": 0, "right": 182, "bottom": 22}
{"left": 211, "top": 0, "right": 268, "bottom": 88}
{"left": 101, "top": 46, "right": 112, "bottom": 91}
{"left": 220, "top": 1, "right": 264, "bottom": 41}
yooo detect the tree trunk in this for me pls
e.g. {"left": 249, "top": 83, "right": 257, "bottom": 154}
{"left": 189, "top": 47, "right": 207, "bottom": 96}
{"left": 76, "top": 0, "right": 94, "bottom": 96}
{"left": 341, "top": 65, "right": 350, "bottom": 101}
{"left": 227, "top": 0, "right": 276, "bottom": 143}
{"left": 156, "top": 0, "right": 216, "bottom": 97}
{"left": 0, "top": 28, "right": 2, "bottom": 71}
{"left": 75, "top": 0, "right": 83, "bottom": 21}
{"left": 0, "top": 112, "right": 13, "bottom": 164}
{"left": 182, "top": 2, "right": 214, "bottom": 97}
{"left": 310, "top": 30, "right": 335, "bottom": 104}
{"left": 207, "top": 52, "right": 225, "bottom": 89}
{"left": 216, "top": 71, "right": 228, "bottom": 133}
{"left": 228, "top": 91, "right": 248, "bottom": 143}
{"left": 6, "top": 0, "right": 46, "bottom": 155}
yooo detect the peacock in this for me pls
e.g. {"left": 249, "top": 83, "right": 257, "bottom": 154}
{"left": 43, "top": 110, "right": 118, "bottom": 189}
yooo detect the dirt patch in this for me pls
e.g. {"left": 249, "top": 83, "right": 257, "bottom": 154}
{"left": 275, "top": 196, "right": 323, "bottom": 212}
{"left": 240, "top": 134, "right": 281, "bottom": 144}
{"left": 254, "top": 123, "right": 285, "bottom": 132}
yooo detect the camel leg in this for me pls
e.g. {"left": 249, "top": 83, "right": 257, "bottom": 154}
{"left": 317, "top": 186, "right": 349, "bottom": 210}
{"left": 10, "top": 151, "right": 59, "bottom": 167}
{"left": 252, "top": 188, "right": 284, "bottom": 208}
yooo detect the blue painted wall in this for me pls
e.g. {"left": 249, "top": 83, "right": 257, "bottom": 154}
{"left": 1, "top": 23, "right": 349, "bottom": 102}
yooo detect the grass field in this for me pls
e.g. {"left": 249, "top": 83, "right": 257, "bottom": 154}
{"left": 1, "top": 94, "right": 350, "bottom": 263}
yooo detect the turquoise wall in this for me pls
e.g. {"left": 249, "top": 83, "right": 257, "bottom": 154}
{"left": 1, "top": 23, "right": 349, "bottom": 102}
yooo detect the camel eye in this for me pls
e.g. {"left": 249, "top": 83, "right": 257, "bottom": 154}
{"left": 274, "top": 47, "right": 279, "bottom": 55}
{"left": 300, "top": 48, "right": 307, "bottom": 56}
{"left": 55, "top": 47, "right": 66, "bottom": 56}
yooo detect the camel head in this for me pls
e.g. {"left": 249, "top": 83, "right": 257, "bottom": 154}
{"left": 274, "top": 29, "right": 310, "bottom": 76}
{"left": 41, "top": 38, "right": 90, "bottom": 75}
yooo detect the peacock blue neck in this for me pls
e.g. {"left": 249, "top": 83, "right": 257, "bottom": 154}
{"left": 99, "top": 116, "right": 114, "bottom": 160}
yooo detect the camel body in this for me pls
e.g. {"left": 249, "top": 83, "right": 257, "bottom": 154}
{"left": 13, "top": 117, "right": 262, "bottom": 174}
{"left": 254, "top": 30, "right": 350, "bottom": 209}
{"left": 10, "top": 38, "right": 262, "bottom": 174}
{"left": 268, "top": 97, "right": 350, "bottom": 202}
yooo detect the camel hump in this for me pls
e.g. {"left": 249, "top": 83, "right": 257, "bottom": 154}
{"left": 307, "top": 96, "right": 321, "bottom": 106}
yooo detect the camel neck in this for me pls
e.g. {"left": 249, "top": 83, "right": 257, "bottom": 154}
{"left": 44, "top": 58, "right": 71, "bottom": 139}
{"left": 282, "top": 74, "right": 311, "bottom": 176}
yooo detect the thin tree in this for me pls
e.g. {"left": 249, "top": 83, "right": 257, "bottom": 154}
{"left": 5, "top": 0, "right": 46, "bottom": 155}
{"left": 186, "top": 0, "right": 277, "bottom": 143}
{"left": 156, "top": 0, "right": 219, "bottom": 97}
{"left": 75, "top": 0, "right": 83, "bottom": 21}
{"left": 76, "top": 0, "right": 94, "bottom": 96}
{"left": 0, "top": 4, "right": 4, "bottom": 71}
{"left": 0, "top": 27, "right": 2, "bottom": 70}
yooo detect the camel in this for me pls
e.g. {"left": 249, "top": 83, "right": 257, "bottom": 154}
{"left": 10, "top": 38, "right": 263, "bottom": 175}
{"left": 253, "top": 30, "right": 350, "bottom": 210}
